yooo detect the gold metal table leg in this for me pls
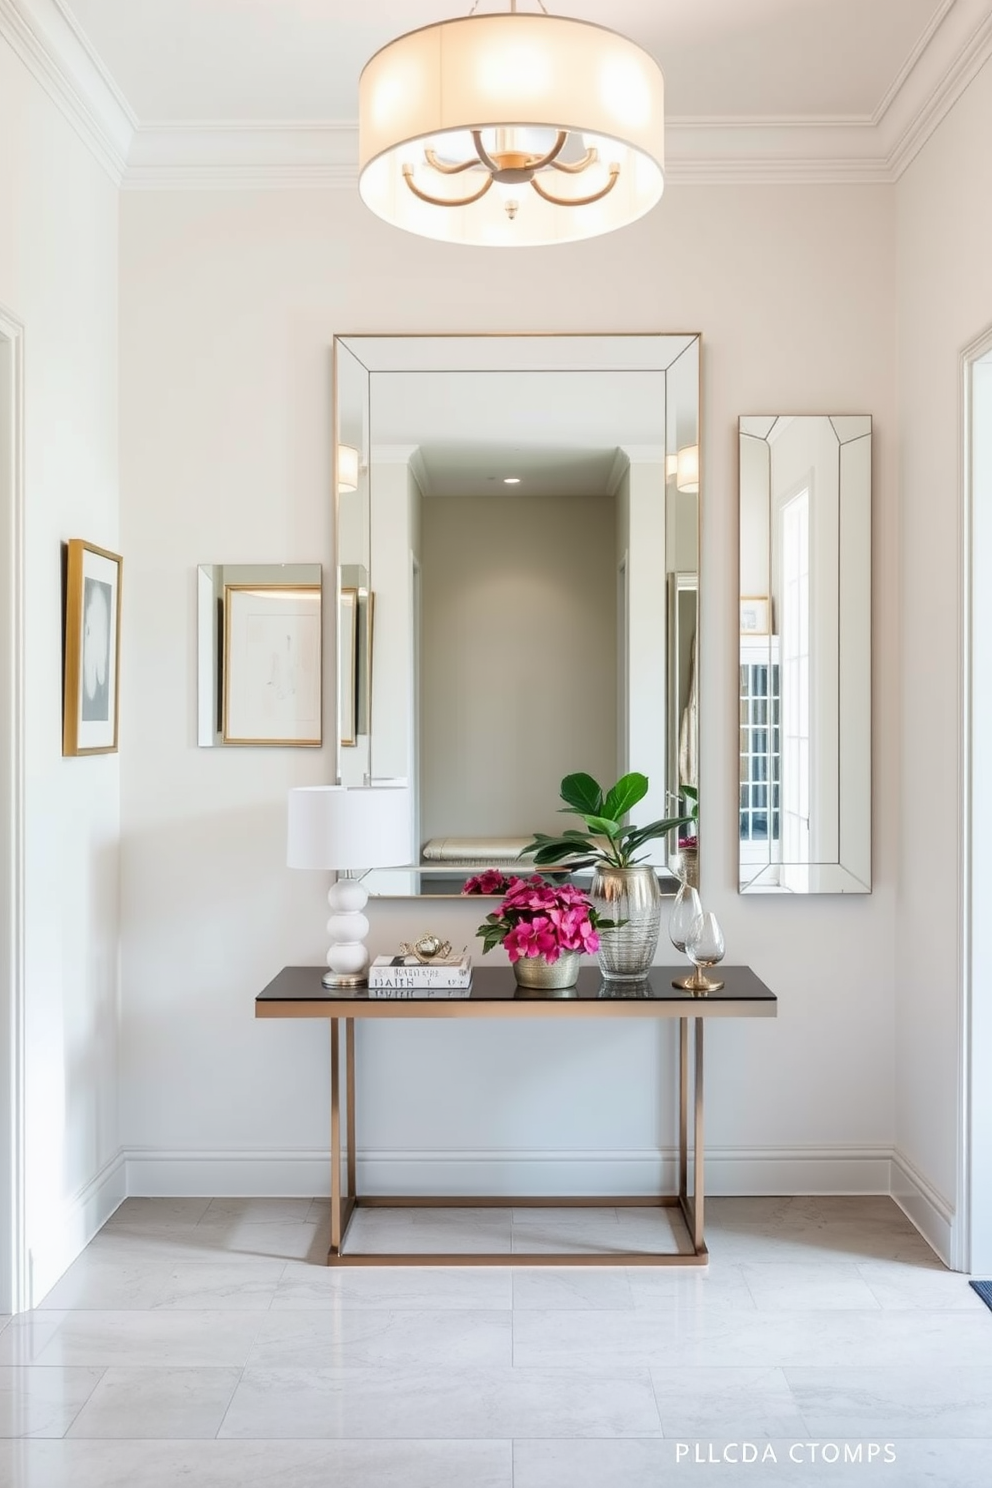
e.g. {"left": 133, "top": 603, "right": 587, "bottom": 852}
{"left": 679, "top": 1017, "right": 688, "bottom": 1202}
{"left": 346, "top": 1018, "right": 356, "bottom": 1200}
{"left": 330, "top": 1020, "right": 341, "bottom": 1256}
{"left": 325, "top": 1012, "right": 709, "bottom": 1267}
{"left": 693, "top": 1016, "right": 705, "bottom": 1253}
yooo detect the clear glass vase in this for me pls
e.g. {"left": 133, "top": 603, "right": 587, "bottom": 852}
{"left": 590, "top": 864, "right": 662, "bottom": 981}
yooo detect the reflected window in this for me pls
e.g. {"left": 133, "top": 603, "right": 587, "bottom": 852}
{"left": 781, "top": 488, "right": 810, "bottom": 870}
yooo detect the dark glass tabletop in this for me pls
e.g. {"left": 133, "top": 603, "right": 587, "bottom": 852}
{"left": 256, "top": 964, "right": 777, "bottom": 1016}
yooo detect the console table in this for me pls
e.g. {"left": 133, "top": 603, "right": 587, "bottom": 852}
{"left": 255, "top": 964, "right": 776, "bottom": 1268}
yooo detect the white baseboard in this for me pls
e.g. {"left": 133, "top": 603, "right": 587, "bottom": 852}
{"left": 891, "top": 1148, "right": 954, "bottom": 1266}
{"left": 124, "top": 1145, "right": 894, "bottom": 1201}
{"left": 28, "top": 1148, "right": 126, "bottom": 1306}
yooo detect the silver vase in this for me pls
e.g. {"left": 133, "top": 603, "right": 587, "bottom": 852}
{"left": 512, "top": 950, "right": 580, "bottom": 990}
{"left": 591, "top": 864, "right": 662, "bottom": 980}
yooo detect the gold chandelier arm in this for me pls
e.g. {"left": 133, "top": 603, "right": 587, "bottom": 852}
{"left": 549, "top": 146, "right": 599, "bottom": 174}
{"left": 470, "top": 131, "right": 501, "bottom": 175}
{"left": 402, "top": 164, "right": 494, "bottom": 207}
{"left": 423, "top": 149, "right": 483, "bottom": 175}
{"left": 471, "top": 129, "right": 568, "bottom": 174}
{"left": 530, "top": 164, "right": 620, "bottom": 207}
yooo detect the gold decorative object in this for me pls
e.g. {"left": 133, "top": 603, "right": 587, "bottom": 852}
{"left": 399, "top": 934, "right": 454, "bottom": 963}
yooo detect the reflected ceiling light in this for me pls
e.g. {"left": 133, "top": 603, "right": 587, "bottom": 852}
{"left": 338, "top": 444, "right": 360, "bottom": 494}
{"left": 676, "top": 444, "right": 698, "bottom": 494}
{"left": 358, "top": 1, "right": 665, "bottom": 248}
{"left": 503, "top": 476, "right": 521, "bottom": 484}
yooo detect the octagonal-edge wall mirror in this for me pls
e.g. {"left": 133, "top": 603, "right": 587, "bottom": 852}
{"left": 738, "top": 415, "right": 871, "bottom": 894}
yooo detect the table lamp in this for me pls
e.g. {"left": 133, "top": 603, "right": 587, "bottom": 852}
{"left": 287, "top": 783, "right": 413, "bottom": 989}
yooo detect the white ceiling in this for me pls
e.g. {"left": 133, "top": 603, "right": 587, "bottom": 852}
{"left": 367, "top": 367, "right": 667, "bottom": 496}
{"left": 416, "top": 445, "right": 625, "bottom": 499}
{"left": 66, "top": 0, "right": 941, "bottom": 122}
{"left": 5, "top": 0, "right": 986, "bottom": 185}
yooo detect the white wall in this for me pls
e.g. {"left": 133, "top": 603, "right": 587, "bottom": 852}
{"left": 895, "top": 56, "right": 992, "bottom": 1259}
{"left": 0, "top": 38, "right": 121, "bottom": 1301}
{"left": 420, "top": 491, "right": 617, "bottom": 843}
{"left": 119, "top": 181, "right": 899, "bottom": 1199}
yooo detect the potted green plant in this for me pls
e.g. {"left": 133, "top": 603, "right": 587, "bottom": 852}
{"left": 523, "top": 772, "right": 692, "bottom": 981}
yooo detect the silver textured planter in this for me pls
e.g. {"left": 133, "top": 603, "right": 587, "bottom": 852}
{"left": 512, "top": 951, "right": 580, "bottom": 990}
{"left": 591, "top": 864, "right": 662, "bottom": 980}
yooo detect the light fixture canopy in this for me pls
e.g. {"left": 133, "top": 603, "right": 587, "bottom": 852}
{"left": 358, "top": 6, "right": 665, "bottom": 247}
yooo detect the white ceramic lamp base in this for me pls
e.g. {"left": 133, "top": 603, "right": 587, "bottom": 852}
{"left": 324, "top": 878, "right": 370, "bottom": 989}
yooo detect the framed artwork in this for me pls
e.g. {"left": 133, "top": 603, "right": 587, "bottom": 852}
{"left": 223, "top": 584, "right": 322, "bottom": 746}
{"left": 339, "top": 585, "right": 358, "bottom": 747}
{"left": 63, "top": 539, "right": 122, "bottom": 756}
{"left": 740, "top": 596, "right": 771, "bottom": 635}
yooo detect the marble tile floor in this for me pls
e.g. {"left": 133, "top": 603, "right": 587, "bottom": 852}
{"left": 0, "top": 1196, "right": 989, "bottom": 1487}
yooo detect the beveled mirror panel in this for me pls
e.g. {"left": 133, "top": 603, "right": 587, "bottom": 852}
{"left": 197, "top": 563, "right": 323, "bottom": 747}
{"left": 334, "top": 335, "right": 701, "bottom": 897}
{"left": 738, "top": 416, "right": 871, "bottom": 894}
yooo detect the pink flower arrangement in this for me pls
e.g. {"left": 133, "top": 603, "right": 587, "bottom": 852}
{"left": 467, "top": 873, "right": 606, "bottom": 965}
{"left": 462, "top": 869, "right": 513, "bottom": 897}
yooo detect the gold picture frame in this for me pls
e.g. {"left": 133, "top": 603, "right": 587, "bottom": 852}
{"left": 63, "top": 538, "right": 122, "bottom": 757}
{"left": 222, "top": 583, "right": 322, "bottom": 746}
{"left": 739, "top": 595, "right": 771, "bottom": 635}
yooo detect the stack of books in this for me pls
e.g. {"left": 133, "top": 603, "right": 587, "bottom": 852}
{"left": 368, "top": 950, "right": 472, "bottom": 990}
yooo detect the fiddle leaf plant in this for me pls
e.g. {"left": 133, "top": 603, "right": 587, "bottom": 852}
{"left": 522, "top": 771, "right": 693, "bottom": 871}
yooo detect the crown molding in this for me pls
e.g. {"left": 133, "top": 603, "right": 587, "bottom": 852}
{"left": 0, "top": 0, "right": 133, "bottom": 182}
{"left": 880, "top": 0, "right": 992, "bottom": 179}
{"left": 124, "top": 120, "right": 357, "bottom": 190}
{"left": 3, "top": 0, "right": 990, "bottom": 191}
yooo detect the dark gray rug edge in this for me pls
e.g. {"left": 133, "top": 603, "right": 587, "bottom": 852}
{"left": 969, "top": 1279, "right": 992, "bottom": 1312}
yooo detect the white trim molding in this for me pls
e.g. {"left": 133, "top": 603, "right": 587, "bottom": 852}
{"left": 28, "top": 1149, "right": 126, "bottom": 1307}
{"left": 957, "top": 321, "right": 992, "bottom": 1275}
{"left": 126, "top": 1143, "right": 904, "bottom": 1201}
{"left": 891, "top": 1149, "right": 954, "bottom": 1267}
{"left": 0, "top": 305, "right": 26, "bottom": 1316}
{"left": 0, "top": 0, "right": 133, "bottom": 182}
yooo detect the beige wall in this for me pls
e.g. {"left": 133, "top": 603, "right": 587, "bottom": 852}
{"left": 0, "top": 39, "right": 121, "bottom": 1300}
{"left": 118, "top": 180, "right": 899, "bottom": 1198}
{"left": 419, "top": 491, "right": 617, "bottom": 844}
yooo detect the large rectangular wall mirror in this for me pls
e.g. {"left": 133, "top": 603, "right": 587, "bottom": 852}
{"left": 335, "top": 334, "right": 701, "bottom": 897}
{"left": 738, "top": 416, "right": 871, "bottom": 894}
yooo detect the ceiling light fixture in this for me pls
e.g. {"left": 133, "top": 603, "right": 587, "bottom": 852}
{"left": 358, "top": 0, "right": 665, "bottom": 248}
{"left": 503, "top": 476, "right": 521, "bottom": 484}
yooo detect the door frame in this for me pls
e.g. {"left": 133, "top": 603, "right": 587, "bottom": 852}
{"left": 957, "top": 321, "right": 992, "bottom": 1273}
{"left": 0, "top": 303, "right": 26, "bottom": 1314}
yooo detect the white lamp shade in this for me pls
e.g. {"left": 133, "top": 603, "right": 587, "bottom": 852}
{"left": 287, "top": 784, "right": 413, "bottom": 871}
{"left": 337, "top": 444, "right": 359, "bottom": 493}
{"left": 359, "top": 14, "right": 664, "bottom": 247}
{"left": 676, "top": 444, "right": 699, "bottom": 494}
